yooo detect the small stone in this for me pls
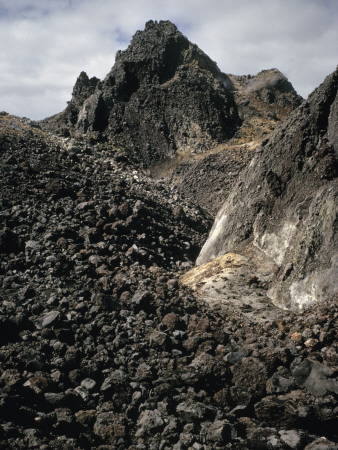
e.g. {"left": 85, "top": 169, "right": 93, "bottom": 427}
{"left": 34, "top": 311, "right": 60, "bottom": 329}
{"left": 290, "top": 332, "right": 303, "bottom": 342}
{"left": 304, "top": 338, "right": 319, "bottom": 348}
{"left": 279, "top": 429, "right": 302, "bottom": 449}
{"left": 149, "top": 330, "right": 169, "bottom": 348}
{"left": 266, "top": 373, "right": 294, "bottom": 394}
{"left": 192, "top": 443, "right": 203, "bottom": 450}
{"left": 225, "top": 347, "right": 249, "bottom": 364}
{"left": 74, "top": 386, "right": 90, "bottom": 401}
{"left": 162, "top": 312, "right": 179, "bottom": 330}
{"left": 75, "top": 410, "right": 96, "bottom": 426}
{"left": 50, "top": 370, "right": 61, "bottom": 383}
{"left": 25, "top": 240, "right": 40, "bottom": 251}
{"left": 207, "top": 419, "right": 232, "bottom": 443}
{"left": 55, "top": 408, "right": 74, "bottom": 426}
{"left": 81, "top": 378, "right": 96, "bottom": 391}
{"left": 135, "top": 363, "right": 152, "bottom": 381}
{"left": 44, "top": 392, "right": 65, "bottom": 406}
{"left": 23, "top": 375, "right": 48, "bottom": 394}
{"left": 136, "top": 409, "right": 164, "bottom": 436}
{"left": 176, "top": 401, "right": 214, "bottom": 422}
{"left": 188, "top": 315, "right": 210, "bottom": 332}
{"left": 131, "top": 290, "right": 150, "bottom": 311}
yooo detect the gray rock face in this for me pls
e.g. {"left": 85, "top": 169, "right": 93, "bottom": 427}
{"left": 34, "top": 310, "right": 60, "bottom": 329}
{"left": 197, "top": 67, "right": 338, "bottom": 310}
{"left": 292, "top": 359, "right": 338, "bottom": 396}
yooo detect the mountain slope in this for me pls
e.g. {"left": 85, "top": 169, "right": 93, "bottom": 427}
{"left": 43, "top": 21, "right": 301, "bottom": 196}
{"left": 1, "top": 112, "right": 338, "bottom": 450}
{"left": 1, "top": 21, "right": 337, "bottom": 449}
{"left": 197, "top": 67, "right": 338, "bottom": 310}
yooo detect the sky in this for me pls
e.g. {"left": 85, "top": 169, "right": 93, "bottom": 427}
{"left": 0, "top": 0, "right": 337, "bottom": 120}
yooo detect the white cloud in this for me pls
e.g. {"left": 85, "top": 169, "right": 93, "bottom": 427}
{"left": 0, "top": 0, "right": 337, "bottom": 119}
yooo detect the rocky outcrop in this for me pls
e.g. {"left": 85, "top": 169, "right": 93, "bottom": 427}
{"left": 227, "top": 68, "right": 303, "bottom": 146}
{"left": 153, "top": 67, "right": 303, "bottom": 215}
{"left": 234, "top": 68, "right": 302, "bottom": 107}
{"left": 3, "top": 20, "right": 337, "bottom": 449}
{"left": 44, "top": 20, "right": 241, "bottom": 165}
{"left": 42, "top": 22, "right": 302, "bottom": 215}
{"left": 67, "top": 71, "right": 101, "bottom": 123}
{"left": 197, "top": 67, "right": 338, "bottom": 310}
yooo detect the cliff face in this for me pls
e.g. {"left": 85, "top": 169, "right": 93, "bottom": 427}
{"left": 197, "top": 67, "right": 338, "bottom": 310}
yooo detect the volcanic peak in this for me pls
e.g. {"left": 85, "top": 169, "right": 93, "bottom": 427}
{"left": 43, "top": 20, "right": 241, "bottom": 163}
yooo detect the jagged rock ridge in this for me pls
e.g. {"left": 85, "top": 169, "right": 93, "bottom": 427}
{"left": 197, "top": 67, "right": 338, "bottom": 310}
{"left": 45, "top": 20, "right": 240, "bottom": 165}
{"left": 42, "top": 20, "right": 303, "bottom": 220}
{"left": 43, "top": 20, "right": 302, "bottom": 176}
{"left": 159, "top": 67, "right": 303, "bottom": 215}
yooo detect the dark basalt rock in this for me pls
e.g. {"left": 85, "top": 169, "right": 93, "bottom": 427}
{"left": 243, "top": 68, "right": 302, "bottom": 108}
{"left": 197, "top": 66, "right": 338, "bottom": 310}
{"left": 67, "top": 71, "right": 101, "bottom": 125}
{"left": 44, "top": 20, "right": 241, "bottom": 165}
{"left": 0, "top": 114, "right": 337, "bottom": 447}
{"left": 42, "top": 22, "right": 303, "bottom": 218}
{"left": 155, "top": 66, "right": 303, "bottom": 215}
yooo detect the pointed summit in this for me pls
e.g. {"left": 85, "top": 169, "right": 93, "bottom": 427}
{"left": 110, "top": 20, "right": 223, "bottom": 84}
{"left": 43, "top": 20, "right": 302, "bottom": 177}
{"left": 46, "top": 20, "right": 241, "bottom": 165}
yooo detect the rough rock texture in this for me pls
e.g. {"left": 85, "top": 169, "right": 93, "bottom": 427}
{"left": 1, "top": 19, "right": 337, "bottom": 450}
{"left": 181, "top": 250, "right": 280, "bottom": 323}
{"left": 227, "top": 68, "right": 303, "bottom": 147}
{"left": 43, "top": 22, "right": 302, "bottom": 215}
{"left": 166, "top": 145, "right": 254, "bottom": 215}
{"left": 150, "top": 67, "right": 302, "bottom": 214}
{"left": 230, "top": 68, "right": 302, "bottom": 110}
{"left": 197, "top": 67, "right": 338, "bottom": 310}
{"left": 1, "top": 113, "right": 337, "bottom": 449}
{"left": 44, "top": 20, "right": 240, "bottom": 165}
